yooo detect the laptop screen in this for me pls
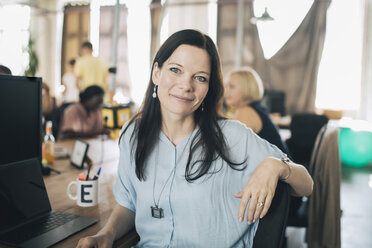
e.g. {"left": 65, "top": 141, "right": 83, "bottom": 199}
{"left": 0, "top": 158, "right": 51, "bottom": 232}
{"left": 0, "top": 75, "right": 42, "bottom": 166}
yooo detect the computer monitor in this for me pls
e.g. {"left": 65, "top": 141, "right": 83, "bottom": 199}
{"left": 0, "top": 75, "right": 42, "bottom": 166}
{"left": 261, "top": 89, "right": 286, "bottom": 116}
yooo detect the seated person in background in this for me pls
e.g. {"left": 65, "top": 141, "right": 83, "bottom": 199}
{"left": 0, "top": 64, "right": 12, "bottom": 75}
{"left": 58, "top": 85, "right": 109, "bottom": 140}
{"left": 224, "top": 67, "right": 290, "bottom": 155}
{"left": 62, "top": 58, "right": 79, "bottom": 103}
{"left": 42, "top": 82, "right": 57, "bottom": 121}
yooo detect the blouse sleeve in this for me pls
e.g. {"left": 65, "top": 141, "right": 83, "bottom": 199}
{"left": 113, "top": 123, "right": 137, "bottom": 212}
{"left": 222, "top": 120, "right": 286, "bottom": 181}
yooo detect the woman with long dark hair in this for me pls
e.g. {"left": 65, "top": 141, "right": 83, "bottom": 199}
{"left": 77, "top": 29, "right": 313, "bottom": 248}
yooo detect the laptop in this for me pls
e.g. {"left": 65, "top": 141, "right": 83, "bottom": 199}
{"left": 0, "top": 158, "right": 98, "bottom": 248}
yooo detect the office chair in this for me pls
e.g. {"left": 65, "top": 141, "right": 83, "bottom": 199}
{"left": 286, "top": 125, "right": 327, "bottom": 227}
{"left": 252, "top": 181, "right": 290, "bottom": 248}
{"left": 50, "top": 102, "right": 73, "bottom": 140}
{"left": 286, "top": 113, "right": 329, "bottom": 168}
{"left": 285, "top": 114, "right": 328, "bottom": 236}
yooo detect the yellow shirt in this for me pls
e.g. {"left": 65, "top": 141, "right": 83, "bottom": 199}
{"left": 74, "top": 55, "right": 109, "bottom": 91}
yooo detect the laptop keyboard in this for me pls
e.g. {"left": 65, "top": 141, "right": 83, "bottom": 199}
{"left": 0, "top": 211, "right": 79, "bottom": 244}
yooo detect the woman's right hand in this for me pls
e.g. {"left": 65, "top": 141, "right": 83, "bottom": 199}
{"left": 75, "top": 205, "right": 135, "bottom": 248}
{"left": 76, "top": 234, "right": 113, "bottom": 248}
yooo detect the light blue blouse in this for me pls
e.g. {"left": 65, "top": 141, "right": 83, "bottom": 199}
{"left": 113, "top": 119, "right": 285, "bottom": 248}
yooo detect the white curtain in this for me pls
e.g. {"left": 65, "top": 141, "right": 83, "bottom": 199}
{"left": 217, "top": 0, "right": 331, "bottom": 115}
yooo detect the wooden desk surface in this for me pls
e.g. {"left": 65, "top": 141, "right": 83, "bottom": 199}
{"left": 49, "top": 138, "right": 139, "bottom": 248}
{"left": 0, "top": 138, "right": 139, "bottom": 248}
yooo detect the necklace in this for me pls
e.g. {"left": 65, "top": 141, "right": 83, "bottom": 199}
{"left": 151, "top": 132, "right": 193, "bottom": 219}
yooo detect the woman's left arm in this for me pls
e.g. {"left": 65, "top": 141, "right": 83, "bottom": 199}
{"left": 233, "top": 157, "right": 313, "bottom": 224}
{"left": 276, "top": 157, "right": 314, "bottom": 196}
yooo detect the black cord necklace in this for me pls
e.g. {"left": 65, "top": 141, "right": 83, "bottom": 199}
{"left": 151, "top": 132, "right": 193, "bottom": 219}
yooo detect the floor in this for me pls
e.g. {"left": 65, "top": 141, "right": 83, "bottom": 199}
{"left": 286, "top": 163, "right": 372, "bottom": 248}
{"left": 339, "top": 164, "right": 372, "bottom": 247}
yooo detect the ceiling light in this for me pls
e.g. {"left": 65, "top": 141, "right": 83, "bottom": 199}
{"left": 250, "top": 7, "right": 274, "bottom": 24}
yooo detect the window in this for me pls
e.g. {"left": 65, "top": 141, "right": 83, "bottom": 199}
{"left": 315, "top": 0, "right": 364, "bottom": 111}
{"left": 0, "top": 5, "right": 30, "bottom": 75}
{"left": 254, "top": 0, "right": 313, "bottom": 59}
{"left": 159, "top": 1, "right": 217, "bottom": 44}
{"left": 254, "top": 0, "right": 364, "bottom": 112}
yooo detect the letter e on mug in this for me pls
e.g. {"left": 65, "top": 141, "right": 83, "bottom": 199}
{"left": 67, "top": 179, "right": 98, "bottom": 207}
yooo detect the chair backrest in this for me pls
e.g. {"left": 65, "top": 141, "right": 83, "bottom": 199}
{"left": 253, "top": 181, "right": 290, "bottom": 248}
{"left": 286, "top": 124, "right": 328, "bottom": 228}
{"left": 286, "top": 115, "right": 328, "bottom": 229}
{"left": 286, "top": 113, "right": 329, "bottom": 167}
{"left": 51, "top": 102, "right": 73, "bottom": 140}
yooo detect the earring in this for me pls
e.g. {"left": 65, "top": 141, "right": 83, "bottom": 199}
{"left": 152, "top": 85, "right": 157, "bottom": 98}
{"left": 201, "top": 102, "right": 205, "bottom": 111}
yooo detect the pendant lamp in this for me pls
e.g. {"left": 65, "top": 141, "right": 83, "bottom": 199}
{"left": 251, "top": 7, "right": 274, "bottom": 24}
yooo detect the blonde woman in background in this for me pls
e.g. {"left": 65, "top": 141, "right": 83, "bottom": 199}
{"left": 224, "top": 67, "right": 290, "bottom": 155}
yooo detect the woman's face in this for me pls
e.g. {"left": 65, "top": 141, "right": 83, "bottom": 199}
{"left": 225, "top": 73, "right": 244, "bottom": 108}
{"left": 152, "top": 44, "right": 210, "bottom": 120}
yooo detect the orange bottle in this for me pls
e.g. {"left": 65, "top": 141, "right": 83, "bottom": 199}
{"left": 42, "top": 121, "right": 55, "bottom": 165}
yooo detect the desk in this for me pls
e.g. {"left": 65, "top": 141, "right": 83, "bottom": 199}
{"left": 49, "top": 138, "right": 139, "bottom": 247}
{"left": 0, "top": 138, "right": 139, "bottom": 248}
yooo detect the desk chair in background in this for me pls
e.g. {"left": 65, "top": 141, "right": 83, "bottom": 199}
{"left": 285, "top": 122, "right": 341, "bottom": 248}
{"left": 50, "top": 102, "right": 73, "bottom": 140}
{"left": 283, "top": 113, "right": 328, "bottom": 247}
{"left": 286, "top": 113, "right": 329, "bottom": 168}
{"left": 285, "top": 113, "right": 329, "bottom": 228}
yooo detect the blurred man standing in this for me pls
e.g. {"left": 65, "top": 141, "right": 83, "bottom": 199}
{"left": 74, "top": 41, "right": 110, "bottom": 99}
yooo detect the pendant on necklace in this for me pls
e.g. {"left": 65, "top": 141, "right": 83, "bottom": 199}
{"left": 151, "top": 206, "right": 164, "bottom": 218}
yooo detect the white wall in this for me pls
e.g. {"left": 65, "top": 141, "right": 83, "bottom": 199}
{"left": 360, "top": 0, "right": 372, "bottom": 121}
{"left": 29, "top": 0, "right": 60, "bottom": 94}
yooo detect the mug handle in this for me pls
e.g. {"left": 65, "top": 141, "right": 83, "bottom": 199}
{"left": 67, "top": 181, "right": 78, "bottom": 200}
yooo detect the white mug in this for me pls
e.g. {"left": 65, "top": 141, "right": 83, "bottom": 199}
{"left": 67, "top": 179, "right": 98, "bottom": 207}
